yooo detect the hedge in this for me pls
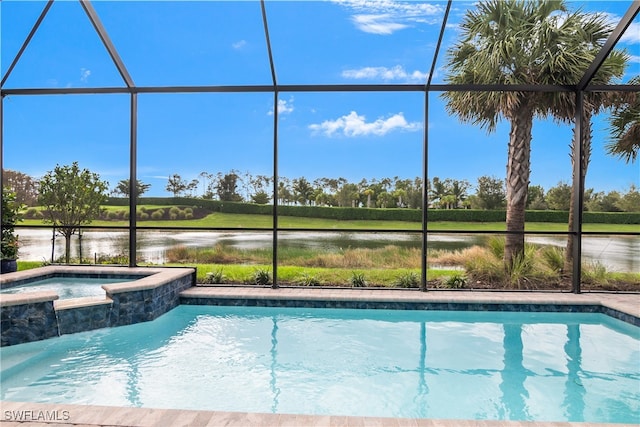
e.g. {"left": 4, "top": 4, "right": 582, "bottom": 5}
{"left": 105, "top": 198, "right": 640, "bottom": 224}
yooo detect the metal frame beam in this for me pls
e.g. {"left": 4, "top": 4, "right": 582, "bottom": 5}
{"left": 128, "top": 94, "right": 138, "bottom": 267}
{"left": 578, "top": 1, "right": 640, "bottom": 90}
{"left": 80, "top": 0, "right": 134, "bottom": 88}
{"left": 1, "top": 1, "right": 54, "bottom": 88}
{"left": 420, "top": 0, "right": 453, "bottom": 291}
{"left": 571, "top": 92, "right": 585, "bottom": 293}
{"left": 261, "top": 0, "right": 280, "bottom": 289}
{"left": 2, "top": 0, "right": 638, "bottom": 291}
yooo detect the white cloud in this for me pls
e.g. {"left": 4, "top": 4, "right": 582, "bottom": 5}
{"left": 620, "top": 22, "right": 640, "bottom": 43}
{"left": 333, "top": 0, "right": 443, "bottom": 34}
{"left": 342, "top": 65, "right": 428, "bottom": 82}
{"left": 309, "top": 111, "right": 421, "bottom": 137}
{"left": 268, "top": 97, "right": 294, "bottom": 116}
{"left": 628, "top": 55, "right": 640, "bottom": 64}
{"left": 232, "top": 40, "right": 247, "bottom": 49}
{"left": 80, "top": 67, "right": 91, "bottom": 83}
{"left": 352, "top": 14, "right": 407, "bottom": 34}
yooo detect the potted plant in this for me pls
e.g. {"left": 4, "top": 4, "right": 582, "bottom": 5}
{"left": 1, "top": 187, "right": 23, "bottom": 273}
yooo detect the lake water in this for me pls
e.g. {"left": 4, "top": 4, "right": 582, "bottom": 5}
{"left": 13, "top": 228, "right": 639, "bottom": 273}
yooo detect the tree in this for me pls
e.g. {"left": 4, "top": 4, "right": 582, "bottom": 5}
{"left": 277, "top": 178, "right": 293, "bottom": 205}
{"left": 545, "top": 182, "right": 571, "bottom": 211}
{"left": 376, "top": 191, "right": 395, "bottom": 208}
{"left": 605, "top": 76, "right": 640, "bottom": 163}
{"left": 616, "top": 185, "right": 640, "bottom": 212}
{"left": 430, "top": 177, "right": 449, "bottom": 208}
{"left": 441, "top": 0, "right": 596, "bottom": 266}
{"left": 251, "top": 191, "right": 270, "bottom": 205}
{"left": 336, "top": 183, "right": 359, "bottom": 207}
{"left": 111, "top": 179, "right": 151, "bottom": 199}
{"left": 600, "top": 191, "right": 623, "bottom": 212}
{"left": 250, "top": 175, "right": 272, "bottom": 201}
{"left": 544, "top": 11, "right": 628, "bottom": 272}
{"left": 38, "top": 162, "right": 109, "bottom": 263}
{"left": 186, "top": 179, "right": 199, "bottom": 197}
{"left": 1, "top": 187, "right": 23, "bottom": 262}
{"left": 472, "top": 176, "right": 506, "bottom": 210}
{"left": 527, "top": 185, "right": 547, "bottom": 210}
{"left": 1, "top": 169, "right": 38, "bottom": 206}
{"left": 292, "top": 177, "right": 315, "bottom": 206}
{"left": 216, "top": 172, "right": 243, "bottom": 202}
{"left": 450, "top": 179, "right": 470, "bottom": 209}
{"left": 166, "top": 174, "right": 188, "bottom": 197}
{"left": 405, "top": 177, "right": 423, "bottom": 209}
{"left": 198, "top": 171, "right": 214, "bottom": 198}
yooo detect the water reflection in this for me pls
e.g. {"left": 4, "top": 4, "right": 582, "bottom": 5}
{"left": 499, "top": 324, "right": 530, "bottom": 420}
{"left": 14, "top": 228, "right": 639, "bottom": 272}
{"left": 564, "top": 325, "right": 585, "bottom": 421}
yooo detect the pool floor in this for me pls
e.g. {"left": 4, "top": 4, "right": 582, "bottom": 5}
{"left": 1, "top": 288, "right": 639, "bottom": 427}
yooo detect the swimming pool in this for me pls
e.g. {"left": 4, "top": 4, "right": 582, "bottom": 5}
{"left": 1, "top": 305, "right": 638, "bottom": 423}
{"left": 0, "top": 276, "right": 134, "bottom": 299}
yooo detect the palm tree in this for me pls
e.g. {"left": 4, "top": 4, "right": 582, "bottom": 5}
{"left": 605, "top": 76, "right": 640, "bottom": 163}
{"left": 441, "top": 0, "right": 607, "bottom": 268}
{"left": 543, "top": 12, "right": 628, "bottom": 273}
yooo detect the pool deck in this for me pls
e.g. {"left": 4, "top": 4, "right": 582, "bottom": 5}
{"left": 2, "top": 287, "right": 639, "bottom": 427}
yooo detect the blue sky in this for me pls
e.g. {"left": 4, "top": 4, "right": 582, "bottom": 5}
{"left": 1, "top": 0, "right": 638, "bottom": 198}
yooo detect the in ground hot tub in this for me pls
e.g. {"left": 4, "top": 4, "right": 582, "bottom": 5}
{"left": 0, "top": 265, "right": 195, "bottom": 346}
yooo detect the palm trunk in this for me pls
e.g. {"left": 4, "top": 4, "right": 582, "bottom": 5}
{"left": 565, "top": 111, "right": 592, "bottom": 273}
{"left": 505, "top": 108, "right": 533, "bottom": 268}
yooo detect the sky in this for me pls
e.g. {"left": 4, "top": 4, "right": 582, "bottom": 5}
{"left": 1, "top": 0, "right": 639, "bottom": 198}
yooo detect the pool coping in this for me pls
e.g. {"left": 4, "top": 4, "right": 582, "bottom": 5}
{"left": 181, "top": 286, "right": 640, "bottom": 325}
{"left": 0, "top": 400, "right": 635, "bottom": 427}
{"left": 0, "top": 265, "right": 195, "bottom": 308}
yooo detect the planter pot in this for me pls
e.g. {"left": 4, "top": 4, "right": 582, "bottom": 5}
{"left": 1, "top": 259, "right": 17, "bottom": 273}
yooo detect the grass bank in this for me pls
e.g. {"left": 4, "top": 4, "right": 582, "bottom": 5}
{"left": 21, "top": 211, "right": 640, "bottom": 232}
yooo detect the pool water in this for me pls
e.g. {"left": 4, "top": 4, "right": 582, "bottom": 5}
{"left": 1, "top": 306, "right": 638, "bottom": 423}
{"left": 0, "top": 277, "right": 133, "bottom": 299}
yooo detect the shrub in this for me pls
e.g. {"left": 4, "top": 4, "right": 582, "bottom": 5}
{"left": 486, "top": 236, "right": 505, "bottom": 259}
{"left": 395, "top": 271, "right": 419, "bottom": 288}
{"left": 541, "top": 246, "right": 564, "bottom": 273}
{"left": 438, "top": 273, "right": 467, "bottom": 289}
{"left": 505, "top": 244, "right": 537, "bottom": 289}
{"left": 94, "top": 252, "right": 129, "bottom": 265}
{"left": 166, "top": 245, "right": 190, "bottom": 262}
{"left": 184, "top": 207, "right": 193, "bottom": 215}
{"left": 178, "top": 211, "right": 186, "bottom": 219}
{"left": 185, "top": 213, "right": 193, "bottom": 220}
{"left": 254, "top": 268, "right": 271, "bottom": 286}
{"left": 203, "top": 268, "right": 226, "bottom": 284}
{"left": 169, "top": 207, "right": 180, "bottom": 215}
{"left": 25, "top": 208, "right": 39, "bottom": 219}
{"left": 350, "top": 271, "right": 367, "bottom": 287}
{"left": 582, "top": 261, "right": 608, "bottom": 285}
{"left": 107, "top": 211, "right": 119, "bottom": 220}
{"left": 151, "top": 209, "right": 164, "bottom": 220}
{"left": 298, "top": 273, "right": 321, "bottom": 287}
{"left": 170, "top": 213, "right": 178, "bottom": 220}
{"left": 139, "top": 212, "right": 149, "bottom": 220}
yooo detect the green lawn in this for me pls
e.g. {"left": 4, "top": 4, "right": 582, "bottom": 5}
{"left": 21, "top": 211, "right": 639, "bottom": 232}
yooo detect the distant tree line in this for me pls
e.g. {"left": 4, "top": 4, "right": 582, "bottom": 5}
{"left": 3, "top": 168, "right": 638, "bottom": 213}
{"left": 3, "top": 168, "right": 639, "bottom": 213}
